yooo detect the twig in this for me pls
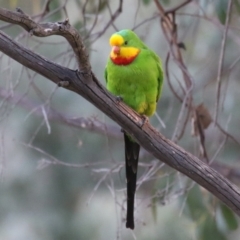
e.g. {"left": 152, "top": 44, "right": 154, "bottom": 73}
{"left": 132, "top": 14, "right": 159, "bottom": 31}
{"left": 35, "top": 0, "right": 53, "bottom": 21}
{"left": 171, "top": 87, "right": 191, "bottom": 142}
{"left": 214, "top": 0, "right": 233, "bottom": 124}
{"left": 166, "top": 0, "right": 193, "bottom": 14}
{"left": 216, "top": 121, "right": 240, "bottom": 147}
{"left": 90, "top": 0, "right": 122, "bottom": 42}
{"left": 165, "top": 52, "right": 183, "bottom": 102}
{"left": 84, "top": 0, "right": 101, "bottom": 39}
{"left": 0, "top": 87, "right": 121, "bottom": 138}
{"left": 0, "top": 7, "right": 90, "bottom": 73}
{"left": 19, "top": 141, "right": 106, "bottom": 169}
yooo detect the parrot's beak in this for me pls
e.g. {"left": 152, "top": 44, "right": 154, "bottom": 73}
{"left": 112, "top": 46, "right": 121, "bottom": 55}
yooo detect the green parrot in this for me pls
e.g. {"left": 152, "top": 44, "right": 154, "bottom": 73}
{"left": 105, "top": 29, "right": 163, "bottom": 229}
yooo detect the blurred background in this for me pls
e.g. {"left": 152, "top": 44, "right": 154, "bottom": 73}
{"left": 0, "top": 0, "right": 240, "bottom": 239}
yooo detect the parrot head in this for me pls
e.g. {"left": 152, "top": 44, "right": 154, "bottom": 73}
{"left": 109, "top": 29, "right": 145, "bottom": 65}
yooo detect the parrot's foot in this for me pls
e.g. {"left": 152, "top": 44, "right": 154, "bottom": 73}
{"left": 140, "top": 115, "right": 149, "bottom": 128}
{"left": 116, "top": 96, "right": 123, "bottom": 103}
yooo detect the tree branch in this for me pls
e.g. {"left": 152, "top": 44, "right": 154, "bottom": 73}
{"left": 0, "top": 7, "right": 90, "bottom": 73}
{"left": 1, "top": 8, "right": 240, "bottom": 216}
{"left": 214, "top": 0, "right": 232, "bottom": 124}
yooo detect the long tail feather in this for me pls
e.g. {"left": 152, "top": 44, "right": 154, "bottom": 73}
{"left": 124, "top": 133, "right": 140, "bottom": 229}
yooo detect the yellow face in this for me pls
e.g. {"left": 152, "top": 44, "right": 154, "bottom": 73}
{"left": 109, "top": 34, "right": 124, "bottom": 46}
{"left": 109, "top": 34, "right": 140, "bottom": 60}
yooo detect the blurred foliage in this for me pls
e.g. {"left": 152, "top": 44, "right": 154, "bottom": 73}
{"left": 200, "top": 216, "right": 227, "bottom": 240}
{"left": 219, "top": 203, "right": 238, "bottom": 231}
{"left": 142, "top": 0, "right": 151, "bottom": 6}
{"left": 215, "top": 0, "right": 228, "bottom": 24}
{"left": 160, "top": 0, "right": 171, "bottom": 6}
{"left": 0, "top": 0, "right": 240, "bottom": 240}
{"left": 186, "top": 185, "right": 226, "bottom": 240}
{"left": 234, "top": 0, "right": 240, "bottom": 14}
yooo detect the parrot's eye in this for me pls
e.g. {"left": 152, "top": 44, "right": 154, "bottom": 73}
{"left": 124, "top": 41, "right": 128, "bottom": 45}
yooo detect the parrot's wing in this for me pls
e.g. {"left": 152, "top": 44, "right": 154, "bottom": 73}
{"left": 155, "top": 54, "right": 164, "bottom": 102}
{"left": 104, "top": 67, "right": 108, "bottom": 84}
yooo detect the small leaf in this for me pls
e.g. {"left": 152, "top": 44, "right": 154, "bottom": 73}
{"left": 220, "top": 203, "right": 238, "bottom": 230}
{"left": 160, "top": 0, "right": 171, "bottom": 5}
{"left": 200, "top": 216, "right": 227, "bottom": 240}
{"left": 191, "top": 103, "right": 212, "bottom": 137}
{"left": 151, "top": 193, "right": 157, "bottom": 223}
{"left": 186, "top": 185, "right": 206, "bottom": 220}
{"left": 74, "top": 20, "right": 83, "bottom": 30}
{"left": 215, "top": 0, "right": 228, "bottom": 24}
{"left": 234, "top": 0, "right": 240, "bottom": 14}
{"left": 196, "top": 103, "right": 212, "bottom": 129}
{"left": 142, "top": 0, "right": 151, "bottom": 5}
{"left": 99, "top": 0, "right": 108, "bottom": 12}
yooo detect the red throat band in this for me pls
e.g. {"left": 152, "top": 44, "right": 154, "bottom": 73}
{"left": 110, "top": 54, "right": 138, "bottom": 65}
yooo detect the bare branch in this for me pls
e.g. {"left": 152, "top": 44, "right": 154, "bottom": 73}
{"left": 0, "top": 87, "right": 121, "bottom": 138}
{"left": 154, "top": 0, "right": 193, "bottom": 143}
{"left": 90, "top": 0, "right": 123, "bottom": 42}
{"left": 154, "top": 0, "right": 240, "bottom": 151}
{"left": 165, "top": 52, "right": 183, "bottom": 103}
{"left": 165, "top": 0, "right": 192, "bottom": 14}
{"left": 0, "top": 7, "right": 90, "bottom": 73}
{"left": 214, "top": 0, "right": 233, "bottom": 124}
